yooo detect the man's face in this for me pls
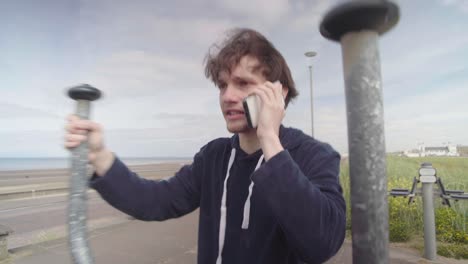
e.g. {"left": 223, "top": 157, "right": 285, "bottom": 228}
{"left": 218, "top": 56, "right": 266, "bottom": 134}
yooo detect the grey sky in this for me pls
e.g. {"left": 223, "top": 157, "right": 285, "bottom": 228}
{"left": 1, "top": 0, "right": 467, "bottom": 157}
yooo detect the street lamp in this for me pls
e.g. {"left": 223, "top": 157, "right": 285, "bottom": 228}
{"left": 305, "top": 51, "right": 317, "bottom": 137}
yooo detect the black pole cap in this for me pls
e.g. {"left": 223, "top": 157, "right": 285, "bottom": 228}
{"left": 68, "top": 84, "right": 102, "bottom": 101}
{"left": 421, "top": 162, "right": 433, "bottom": 167}
{"left": 320, "top": 0, "right": 400, "bottom": 42}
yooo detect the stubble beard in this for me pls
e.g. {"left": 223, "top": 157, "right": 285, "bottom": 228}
{"left": 226, "top": 120, "right": 252, "bottom": 134}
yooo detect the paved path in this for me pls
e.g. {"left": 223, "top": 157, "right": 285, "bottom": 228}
{"left": 0, "top": 192, "right": 129, "bottom": 250}
{"left": 7, "top": 212, "right": 199, "bottom": 264}
{"left": 6, "top": 211, "right": 467, "bottom": 264}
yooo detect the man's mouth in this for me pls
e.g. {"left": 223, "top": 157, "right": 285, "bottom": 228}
{"left": 225, "top": 110, "right": 245, "bottom": 121}
{"left": 226, "top": 110, "right": 244, "bottom": 116}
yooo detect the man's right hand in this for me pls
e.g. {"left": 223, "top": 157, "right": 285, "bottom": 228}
{"left": 64, "top": 114, "right": 114, "bottom": 176}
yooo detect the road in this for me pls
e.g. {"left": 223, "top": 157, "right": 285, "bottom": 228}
{"left": 0, "top": 169, "right": 69, "bottom": 186}
{"left": 0, "top": 192, "right": 129, "bottom": 249}
{"left": 0, "top": 162, "right": 187, "bottom": 250}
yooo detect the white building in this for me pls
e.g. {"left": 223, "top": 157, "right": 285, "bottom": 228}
{"left": 403, "top": 143, "right": 459, "bottom": 157}
{"left": 403, "top": 149, "right": 421, "bottom": 157}
{"left": 424, "top": 146, "right": 450, "bottom": 156}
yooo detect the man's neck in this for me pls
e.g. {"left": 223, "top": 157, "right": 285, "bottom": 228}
{"left": 238, "top": 130, "right": 261, "bottom": 155}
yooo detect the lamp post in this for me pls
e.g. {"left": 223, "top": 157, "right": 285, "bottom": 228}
{"left": 305, "top": 51, "right": 317, "bottom": 137}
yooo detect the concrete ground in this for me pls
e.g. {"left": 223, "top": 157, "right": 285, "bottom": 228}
{"left": 4, "top": 211, "right": 467, "bottom": 264}
{"left": 1, "top": 164, "right": 466, "bottom": 264}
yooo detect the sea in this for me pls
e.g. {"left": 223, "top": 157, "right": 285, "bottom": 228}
{"left": 0, "top": 157, "right": 192, "bottom": 171}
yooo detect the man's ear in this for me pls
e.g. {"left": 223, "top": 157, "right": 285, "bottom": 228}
{"left": 282, "top": 86, "right": 289, "bottom": 100}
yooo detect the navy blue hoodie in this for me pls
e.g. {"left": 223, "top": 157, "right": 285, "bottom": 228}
{"left": 90, "top": 126, "right": 346, "bottom": 263}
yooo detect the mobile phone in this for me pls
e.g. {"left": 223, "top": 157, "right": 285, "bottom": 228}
{"left": 242, "top": 95, "right": 260, "bottom": 128}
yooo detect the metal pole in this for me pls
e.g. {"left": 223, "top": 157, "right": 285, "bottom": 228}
{"left": 67, "top": 84, "right": 101, "bottom": 264}
{"left": 305, "top": 51, "right": 317, "bottom": 137}
{"left": 422, "top": 182, "right": 437, "bottom": 260}
{"left": 344, "top": 31, "right": 389, "bottom": 263}
{"left": 419, "top": 162, "right": 438, "bottom": 260}
{"left": 308, "top": 65, "right": 314, "bottom": 137}
{"left": 320, "top": 1, "right": 399, "bottom": 263}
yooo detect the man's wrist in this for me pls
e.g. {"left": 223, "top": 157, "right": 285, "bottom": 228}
{"left": 92, "top": 149, "right": 115, "bottom": 176}
{"left": 259, "top": 134, "right": 283, "bottom": 161}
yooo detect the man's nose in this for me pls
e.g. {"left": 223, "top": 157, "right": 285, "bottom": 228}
{"left": 222, "top": 84, "right": 242, "bottom": 103}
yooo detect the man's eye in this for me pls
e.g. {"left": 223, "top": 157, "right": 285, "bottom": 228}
{"left": 218, "top": 83, "right": 227, "bottom": 90}
{"left": 239, "top": 81, "right": 248, "bottom": 87}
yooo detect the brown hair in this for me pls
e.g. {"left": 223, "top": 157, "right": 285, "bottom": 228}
{"left": 204, "top": 28, "right": 298, "bottom": 107}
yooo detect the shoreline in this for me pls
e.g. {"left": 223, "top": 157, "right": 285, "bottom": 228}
{"left": 0, "top": 160, "right": 192, "bottom": 176}
{"left": 0, "top": 161, "right": 190, "bottom": 201}
{"left": 0, "top": 158, "right": 193, "bottom": 174}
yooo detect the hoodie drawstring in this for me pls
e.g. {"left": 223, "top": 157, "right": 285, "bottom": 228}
{"left": 241, "top": 154, "right": 264, "bottom": 229}
{"left": 216, "top": 148, "right": 264, "bottom": 264}
{"left": 216, "top": 148, "right": 236, "bottom": 264}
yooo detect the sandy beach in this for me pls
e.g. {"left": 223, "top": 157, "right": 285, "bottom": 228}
{"left": 0, "top": 161, "right": 191, "bottom": 201}
{"left": 0, "top": 161, "right": 190, "bottom": 182}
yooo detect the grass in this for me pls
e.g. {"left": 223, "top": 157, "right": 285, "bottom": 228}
{"left": 340, "top": 156, "right": 468, "bottom": 259}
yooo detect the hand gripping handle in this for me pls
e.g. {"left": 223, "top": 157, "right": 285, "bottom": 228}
{"left": 67, "top": 84, "right": 101, "bottom": 264}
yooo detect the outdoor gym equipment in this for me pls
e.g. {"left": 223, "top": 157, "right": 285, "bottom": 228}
{"left": 390, "top": 162, "right": 468, "bottom": 260}
{"left": 320, "top": 1, "right": 399, "bottom": 263}
{"left": 67, "top": 84, "right": 101, "bottom": 264}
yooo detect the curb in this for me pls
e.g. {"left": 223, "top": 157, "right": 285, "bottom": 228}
{"left": 0, "top": 188, "right": 70, "bottom": 201}
{"left": 0, "top": 183, "right": 69, "bottom": 201}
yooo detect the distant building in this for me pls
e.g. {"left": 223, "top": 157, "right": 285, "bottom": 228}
{"left": 403, "top": 143, "right": 460, "bottom": 157}
{"left": 458, "top": 146, "right": 468, "bottom": 157}
{"left": 424, "top": 146, "right": 450, "bottom": 156}
{"left": 403, "top": 149, "right": 421, "bottom": 158}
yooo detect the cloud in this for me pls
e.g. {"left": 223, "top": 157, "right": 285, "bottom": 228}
{"left": 289, "top": 0, "right": 338, "bottom": 32}
{"left": 0, "top": 101, "right": 60, "bottom": 119}
{"left": 84, "top": 50, "right": 205, "bottom": 97}
{"left": 384, "top": 79, "right": 468, "bottom": 151}
{"left": 0, "top": 101, "right": 66, "bottom": 133}
{"left": 218, "top": 0, "right": 289, "bottom": 25}
{"left": 284, "top": 101, "right": 348, "bottom": 154}
{"left": 0, "top": 130, "right": 68, "bottom": 157}
{"left": 386, "top": 81, "right": 467, "bottom": 121}
{"left": 438, "top": 0, "right": 468, "bottom": 12}
{"left": 75, "top": 1, "right": 235, "bottom": 52}
{"left": 3, "top": 0, "right": 468, "bottom": 158}
{"left": 381, "top": 33, "right": 468, "bottom": 93}
{"left": 141, "top": 17, "right": 235, "bottom": 49}
{"left": 101, "top": 112, "right": 229, "bottom": 157}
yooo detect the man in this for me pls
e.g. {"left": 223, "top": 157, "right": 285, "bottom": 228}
{"left": 65, "top": 28, "right": 345, "bottom": 264}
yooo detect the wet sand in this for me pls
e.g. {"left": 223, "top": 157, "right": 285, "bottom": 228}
{"left": 0, "top": 161, "right": 191, "bottom": 186}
